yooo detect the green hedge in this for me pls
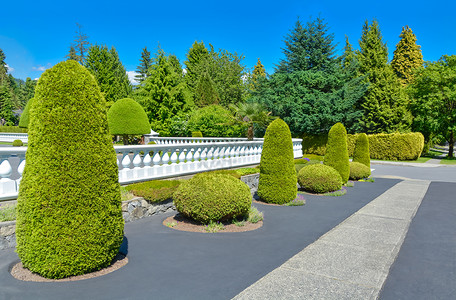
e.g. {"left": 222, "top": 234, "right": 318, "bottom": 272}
{"left": 302, "top": 134, "right": 327, "bottom": 156}
{"left": 16, "top": 60, "right": 124, "bottom": 279}
{"left": 303, "top": 132, "right": 424, "bottom": 161}
{"left": 258, "top": 119, "right": 297, "bottom": 204}
{"left": 126, "top": 179, "right": 181, "bottom": 203}
{"left": 0, "top": 126, "right": 27, "bottom": 133}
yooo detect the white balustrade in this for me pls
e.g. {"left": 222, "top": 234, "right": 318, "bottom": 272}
{"left": 0, "top": 137, "right": 302, "bottom": 200}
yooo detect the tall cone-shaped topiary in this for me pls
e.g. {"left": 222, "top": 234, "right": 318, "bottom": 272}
{"left": 257, "top": 118, "right": 297, "bottom": 204}
{"left": 324, "top": 123, "right": 349, "bottom": 183}
{"left": 18, "top": 98, "right": 33, "bottom": 128}
{"left": 108, "top": 98, "right": 150, "bottom": 144}
{"left": 353, "top": 133, "right": 370, "bottom": 168}
{"left": 16, "top": 60, "right": 124, "bottom": 279}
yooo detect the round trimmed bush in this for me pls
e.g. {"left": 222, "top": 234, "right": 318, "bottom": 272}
{"left": 349, "top": 161, "right": 371, "bottom": 180}
{"left": 298, "top": 164, "right": 343, "bottom": 193}
{"left": 12, "top": 139, "right": 23, "bottom": 146}
{"left": 324, "top": 123, "right": 349, "bottom": 183}
{"left": 16, "top": 60, "right": 124, "bottom": 279}
{"left": 192, "top": 131, "right": 203, "bottom": 137}
{"left": 108, "top": 98, "right": 150, "bottom": 144}
{"left": 19, "top": 98, "right": 33, "bottom": 128}
{"left": 173, "top": 173, "right": 251, "bottom": 223}
{"left": 353, "top": 133, "right": 370, "bottom": 168}
{"left": 257, "top": 118, "right": 297, "bottom": 204}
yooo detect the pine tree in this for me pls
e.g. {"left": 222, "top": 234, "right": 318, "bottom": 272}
{"left": 195, "top": 71, "right": 220, "bottom": 107}
{"left": 250, "top": 58, "right": 266, "bottom": 90}
{"left": 65, "top": 46, "right": 78, "bottom": 61}
{"left": 135, "top": 47, "right": 152, "bottom": 83}
{"left": 357, "top": 19, "right": 411, "bottom": 133}
{"left": 72, "top": 23, "right": 90, "bottom": 64}
{"left": 276, "top": 16, "right": 336, "bottom": 73}
{"left": 342, "top": 36, "right": 357, "bottom": 71}
{"left": 0, "top": 48, "right": 8, "bottom": 86}
{"left": 0, "top": 85, "right": 15, "bottom": 125}
{"left": 391, "top": 25, "right": 423, "bottom": 85}
{"left": 85, "top": 45, "right": 132, "bottom": 105}
{"left": 184, "top": 41, "right": 210, "bottom": 91}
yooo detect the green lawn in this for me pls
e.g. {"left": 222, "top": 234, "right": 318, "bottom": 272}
{"left": 440, "top": 158, "right": 456, "bottom": 165}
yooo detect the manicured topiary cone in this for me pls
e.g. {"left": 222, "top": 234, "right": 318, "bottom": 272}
{"left": 353, "top": 133, "right": 370, "bottom": 168}
{"left": 18, "top": 98, "right": 33, "bottom": 128}
{"left": 16, "top": 60, "right": 124, "bottom": 279}
{"left": 108, "top": 98, "right": 150, "bottom": 144}
{"left": 257, "top": 118, "right": 297, "bottom": 204}
{"left": 324, "top": 123, "right": 349, "bottom": 183}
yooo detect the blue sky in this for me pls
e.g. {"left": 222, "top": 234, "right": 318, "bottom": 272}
{"left": 1, "top": 0, "right": 455, "bottom": 81}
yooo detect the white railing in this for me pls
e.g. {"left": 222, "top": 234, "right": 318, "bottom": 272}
{"left": 149, "top": 136, "right": 265, "bottom": 144}
{"left": 0, "top": 133, "right": 28, "bottom": 143}
{"left": 0, "top": 138, "right": 302, "bottom": 200}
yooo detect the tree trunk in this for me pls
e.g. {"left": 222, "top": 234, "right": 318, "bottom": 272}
{"left": 122, "top": 135, "right": 129, "bottom": 145}
{"left": 449, "top": 131, "right": 454, "bottom": 158}
{"left": 247, "top": 126, "right": 254, "bottom": 141}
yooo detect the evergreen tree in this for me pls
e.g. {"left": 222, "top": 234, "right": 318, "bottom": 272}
{"left": 0, "top": 48, "right": 8, "bottom": 86}
{"left": 250, "top": 58, "right": 266, "bottom": 90}
{"left": 357, "top": 19, "right": 411, "bottom": 133}
{"left": 341, "top": 36, "right": 358, "bottom": 71}
{"left": 0, "top": 85, "right": 15, "bottom": 125}
{"left": 391, "top": 25, "right": 423, "bottom": 85}
{"left": 276, "top": 16, "right": 336, "bottom": 73}
{"left": 72, "top": 23, "right": 90, "bottom": 64}
{"left": 85, "top": 45, "right": 132, "bottom": 105}
{"left": 184, "top": 41, "right": 210, "bottom": 91}
{"left": 135, "top": 47, "right": 152, "bottom": 83}
{"left": 134, "top": 50, "right": 193, "bottom": 136}
{"left": 195, "top": 71, "right": 220, "bottom": 107}
{"left": 65, "top": 46, "right": 78, "bottom": 61}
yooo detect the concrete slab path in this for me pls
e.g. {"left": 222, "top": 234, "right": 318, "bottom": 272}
{"left": 234, "top": 180, "right": 430, "bottom": 300}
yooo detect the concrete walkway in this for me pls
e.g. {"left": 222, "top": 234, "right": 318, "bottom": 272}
{"left": 234, "top": 180, "right": 430, "bottom": 300}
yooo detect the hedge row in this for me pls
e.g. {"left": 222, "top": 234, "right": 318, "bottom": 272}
{"left": 303, "top": 132, "right": 424, "bottom": 161}
{"left": 0, "top": 126, "right": 28, "bottom": 133}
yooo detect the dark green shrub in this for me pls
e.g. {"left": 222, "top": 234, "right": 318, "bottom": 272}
{"left": 126, "top": 180, "right": 181, "bottom": 203}
{"left": 302, "top": 134, "right": 327, "bottom": 155}
{"left": 12, "top": 139, "right": 23, "bottom": 146}
{"left": 349, "top": 162, "right": 371, "bottom": 180}
{"left": 353, "top": 133, "right": 370, "bottom": 168}
{"left": 298, "top": 164, "right": 343, "bottom": 193}
{"left": 324, "top": 123, "right": 349, "bottom": 183}
{"left": 258, "top": 118, "right": 297, "bottom": 204}
{"left": 19, "top": 98, "right": 33, "bottom": 128}
{"left": 173, "top": 173, "right": 251, "bottom": 223}
{"left": 108, "top": 98, "right": 150, "bottom": 145}
{"left": 192, "top": 131, "right": 203, "bottom": 137}
{"left": 16, "top": 60, "right": 124, "bottom": 279}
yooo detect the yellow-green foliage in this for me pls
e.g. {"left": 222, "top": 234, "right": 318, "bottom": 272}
{"left": 12, "top": 139, "right": 23, "bottom": 146}
{"left": 368, "top": 132, "right": 424, "bottom": 160}
{"left": 126, "top": 179, "right": 181, "bottom": 203}
{"left": 349, "top": 162, "right": 371, "bottom": 180}
{"left": 298, "top": 164, "right": 342, "bottom": 193}
{"left": 16, "top": 61, "right": 124, "bottom": 279}
{"left": 19, "top": 98, "right": 33, "bottom": 128}
{"left": 304, "top": 132, "right": 424, "bottom": 161}
{"left": 173, "top": 173, "right": 251, "bottom": 223}
{"left": 192, "top": 131, "right": 203, "bottom": 137}
{"left": 353, "top": 133, "right": 370, "bottom": 168}
{"left": 258, "top": 119, "right": 297, "bottom": 204}
{"left": 302, "top": 133, "right": 327, "bottom": 155}
{"left": 324, "top": 123, "right": 349, "bottom": 183}
{"left": 107, "top": 98, "right": 150, "bottom": 135}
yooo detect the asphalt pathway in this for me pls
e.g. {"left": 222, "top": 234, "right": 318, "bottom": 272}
{"left": 379, "top": 181, "right": 456, "bottom": 299}
{"left": 0, "top": 178, "right": 398, "bottom": 300}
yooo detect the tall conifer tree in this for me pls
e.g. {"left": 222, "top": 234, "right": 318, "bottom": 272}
{"left": 391, "top": 26, "right": 423, "bottom": 85}
{"left": 357, "top": 19, "right": 411, "bottom": 133}
{"left": 135, "top": 47, "right": 152, "bottom": 83}
{"left": 0, "top": 49, "right": 8, "bottom": 86}
{"left": 65, "top": 46, "right": 78, "bottom": 61}
{"left": 72, "top": 23, "right": 90, "bottom": 64}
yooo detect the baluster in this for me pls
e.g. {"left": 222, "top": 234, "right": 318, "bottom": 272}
{"left": 207, "top": 147, "right": 214, "bottom": 160}
{"left": 121, "top": 153, "right": 131, "bottom": 169}
{"left": 132, "top": 152, "right": 142, "bottom": 168}
{"left": 170, "top": 149, "right": 178, "bottom": 164}
{"left": 0, "top": 158, "right": 16, "bottom": 195}
{"left": 152, "top": 152, "right": 161, "bottom": 165}
{"left": 143, "top": 153, "right": 152, "bottom": 167}
{"left": 193, "top": 148, "right": 201, "bottom": 161}
{"left": 213, "top": 147, "right": 219, "bottom": 159}
{"left": 179, "top": 149, "right": 186, "bottom": 163}
{"left": 17, "top": 159, "right": 26, "bottom": 176}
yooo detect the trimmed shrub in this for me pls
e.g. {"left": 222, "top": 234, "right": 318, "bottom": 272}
{"left": 192, "top": 131, "right": 203, "bottom": 137}
{"left": 235, "top": 167, "right": 260, "bottom": 176}
{"left": 16, "top": 60, "right": 124, "bottom": 279}
{"left": 108, "top": 98, "right": 150, "bottom": 144}
{"left": 302, "top": 134, "right": 327, "bottom": 155}
{"left": 173, "top": 173, "right": 251, "bottom": 223}
{"left": 294, "top": 158, "right": 309, "bottom": 164}
{"left": 258, "top": 118, "right": 297, "bottom": 204}
{"left": 126, "top": 180, "right": 181, "bottom": 203}
{"left": 353, "top": 133, "right": 370, "bottom": 168}
{"left": 19, "top": 98, "right": 33, "bottom": 128}
{"left": 12, "top": 139, "right": 23, "bottom": 146}
{"left": 368, "top": 132, "right": 424, "bottom": 160}
{"left": 204, "top": 169, "right": 241, "bottom": 179}
{"left": 297, "top": 164, "right": 343, "bottom": 193}
{"left": 349, "top": 162, "right": 371, "bottom": 180}
{"left": 303, "top": 153, "right": 324, "bottom": 161}
{"left": 324, "top": 123, "right": 349, "bottom": 183}
{"left": 0, "top": 126, "right": 27, "bottom": 133}
{"left": 295, "top": 164, "right": 307, "bottom": 173}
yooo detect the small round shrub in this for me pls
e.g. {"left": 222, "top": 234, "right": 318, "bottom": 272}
{"left": 258, "top": 118, "right": 297, "bottom": 204}
{"left": 12, "top": 139, "right": 23, "bottom": 146}
{"left": 294, "top": 158, "right": 309, "bottom": 164}
{"left": 173, "top": 173, "right": 251, "bottom": 223}
{"left": 298, "top": 164, "right": 343, "bottom": 194}
{"left": 353, "top": 133, "right": 370, "bottom": 168}
{"left": 349, "top": 161, "right": 371, "bottom": 180}
{"left": 192, "top": 131, "right": 203, "bottom": 137}
{"left": 19, "top": 98, "right": 33, "bottom": 128}
{"left": 16, "top": 60, "right": 124, "bottom": 279}
{"left": 324, "top": 123, "right": 349, "bottom": 183}
{"left": 295, "top": 164, "right": 307, "bottom": 173}
{"left": 148, "top": 141, "right": 156, "bottom": 145}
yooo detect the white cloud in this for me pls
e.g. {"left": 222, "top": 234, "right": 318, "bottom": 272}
{"left": 5, "top": 64, "right": 14, "bottom": 73}
{"left": 33, "top": 66, "right": 47, "bottom": 72}
{"left": 126, "top": 71, "right": 139, "bottom": 85}
{"left": 182, "top": 68, "right": 187, "bottom": 75}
